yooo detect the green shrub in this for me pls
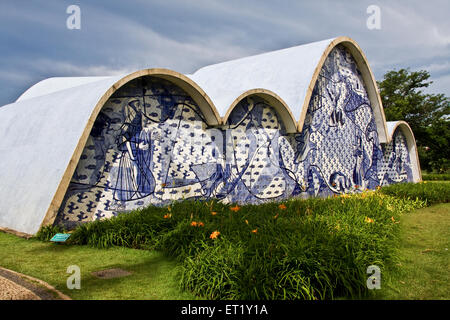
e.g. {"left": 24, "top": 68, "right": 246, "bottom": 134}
{"left": 60, "top": 190, "right": 426, "bottom": 300}
{"left": 69, "top": 206, "right": 176, "bottom": 248}
{"left": 422, "top": 173, "right": 450, "bottom": 181}
{"left": 175, "top": 192, "right": 424, "bottom": 300}
{"left": 34, "top": 224, "right": 66, "bottom": 241}
{"left": 380, "top": 181, "right": 450, "bottom": 205}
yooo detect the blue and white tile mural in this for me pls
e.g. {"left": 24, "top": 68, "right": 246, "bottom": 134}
{"left": 378, "top": 129, "right": 413, "bottom": 185}
{"left": 55, "top": 45, "right": 414, "bottom": 227}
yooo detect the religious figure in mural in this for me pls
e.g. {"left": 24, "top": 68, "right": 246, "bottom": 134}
{"left": 280, "top": 45, "right": 382, "bottom": 197}
{"left": 114, "top": 99, "right": 155, "bottom": 202}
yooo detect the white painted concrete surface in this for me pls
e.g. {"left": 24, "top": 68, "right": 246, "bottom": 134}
{"left": 0, "top": 76, "right": 123, "bottom": 234}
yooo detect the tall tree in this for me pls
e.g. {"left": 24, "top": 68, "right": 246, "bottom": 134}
{"left": 377, "top": 68, "right": 450, "bottom": 172}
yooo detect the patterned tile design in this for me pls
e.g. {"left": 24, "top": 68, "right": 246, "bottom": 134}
{"left": 55, "top": 45, "right": 414, "bottom": 227}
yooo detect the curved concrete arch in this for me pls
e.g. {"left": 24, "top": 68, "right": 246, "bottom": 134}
{"left": 0, "top": 37, "right": 423, "bottom": 236}
{"left": 187, "top": 37, "right": 334, "bottom": 125}
{"left": 18, "top": 68, "right": 221, "bottom": 126}
{"left": 297, "top": 36, "right": 389, "bottom": 143}
{"left": 142, "top": 69, "right": 221, "bottom": 125}
{"left": 386, "top": 121, "right": 422, "bottom": 182}
{"left": 222, "top": 88, "right": 298, "bottom": 133}
{"left": 40, "top": 68, "right": 222, "bottom": 229}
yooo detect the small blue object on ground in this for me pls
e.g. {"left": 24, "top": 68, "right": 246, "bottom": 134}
{"left": 50, "top": 233, "right": 71, "bottom": 242}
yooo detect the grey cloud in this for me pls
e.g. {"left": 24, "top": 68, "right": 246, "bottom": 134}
{"left": 0, "top": 0, "right": 448, "bottom": 105}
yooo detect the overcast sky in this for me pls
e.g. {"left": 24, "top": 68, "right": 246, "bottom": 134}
{"left": 0, "top": 0, "right": 449, "bottom": 106}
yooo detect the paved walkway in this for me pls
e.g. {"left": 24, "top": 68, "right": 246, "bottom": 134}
{"left": 0, "top": 267, "right": 71, "bottom": 300}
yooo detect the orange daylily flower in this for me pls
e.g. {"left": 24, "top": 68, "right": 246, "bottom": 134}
{"left": 163, "top": 213, "right": 172, "bottom": 219}
{"left": 365, "top": 217, "right": 374, "bottom": 223}
{"left": 210, "top": 231, "right": 220, "bottom": 239}
{"left": 251, "top": 229, "right": 258, "bottom": 234}
{"left": 230, "top": 205, "right": 241, "bottom": 212}
{"left": 198, "top": 221, "right": 204, "bottom": 227}
{"left": 211, "top": 211, "right": 217, "bottom": 216}
{"left": 191, "top": 221, "right": 198, "bottom": 227}
{"left": 278, "top": 204, "right": 287, "bottom": 210}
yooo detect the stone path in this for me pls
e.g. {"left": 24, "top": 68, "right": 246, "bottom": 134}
{"left": 0, "top": 267, "right": 71, "bottom": 300}
{"left": 0, "top": 276, "right": 40, "bottom": 300}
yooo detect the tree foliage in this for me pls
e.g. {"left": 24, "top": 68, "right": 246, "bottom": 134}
{"left": 377, "top": 68, "right": 450, "bottom": 172}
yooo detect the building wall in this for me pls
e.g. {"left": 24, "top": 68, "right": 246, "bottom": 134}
{"left": 55, "top": 45, "right": 414, "bottom": 227}
{"left": 378, "top": 128, "right": 414, "bottom": 185}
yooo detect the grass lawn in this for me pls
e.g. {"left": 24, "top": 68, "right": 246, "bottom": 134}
{"left": 0, "top": 185, "right": 448, "bottom": 300}
{"left": 0, "top": 232, "right": 197, "bottom": 300}
{"left": 375, "top": 202, "right": 450, "bottom": 300}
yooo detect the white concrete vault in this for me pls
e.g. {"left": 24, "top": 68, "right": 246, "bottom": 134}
{"left": 0, "top": 36, "right": 421, "bottom": 235}
{"left": 386, "top": 121, "right": 422, "bottom": 183}
{"left": 187, "top": 36, "right": 390, "bottom": 142}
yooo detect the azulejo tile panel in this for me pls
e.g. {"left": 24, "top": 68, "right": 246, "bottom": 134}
{"left": 55, "top": 45, "right": 414, "bottom": 227}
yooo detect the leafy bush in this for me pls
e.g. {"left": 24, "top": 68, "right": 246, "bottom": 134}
{"left": 380, "top": 181, "right": 450, "bottom": 205}
{"left": 63, "top": 190, "right": 426, "bottom": 300}
{"left": 180, "top": 239, "right": 244, "bottom": 299}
